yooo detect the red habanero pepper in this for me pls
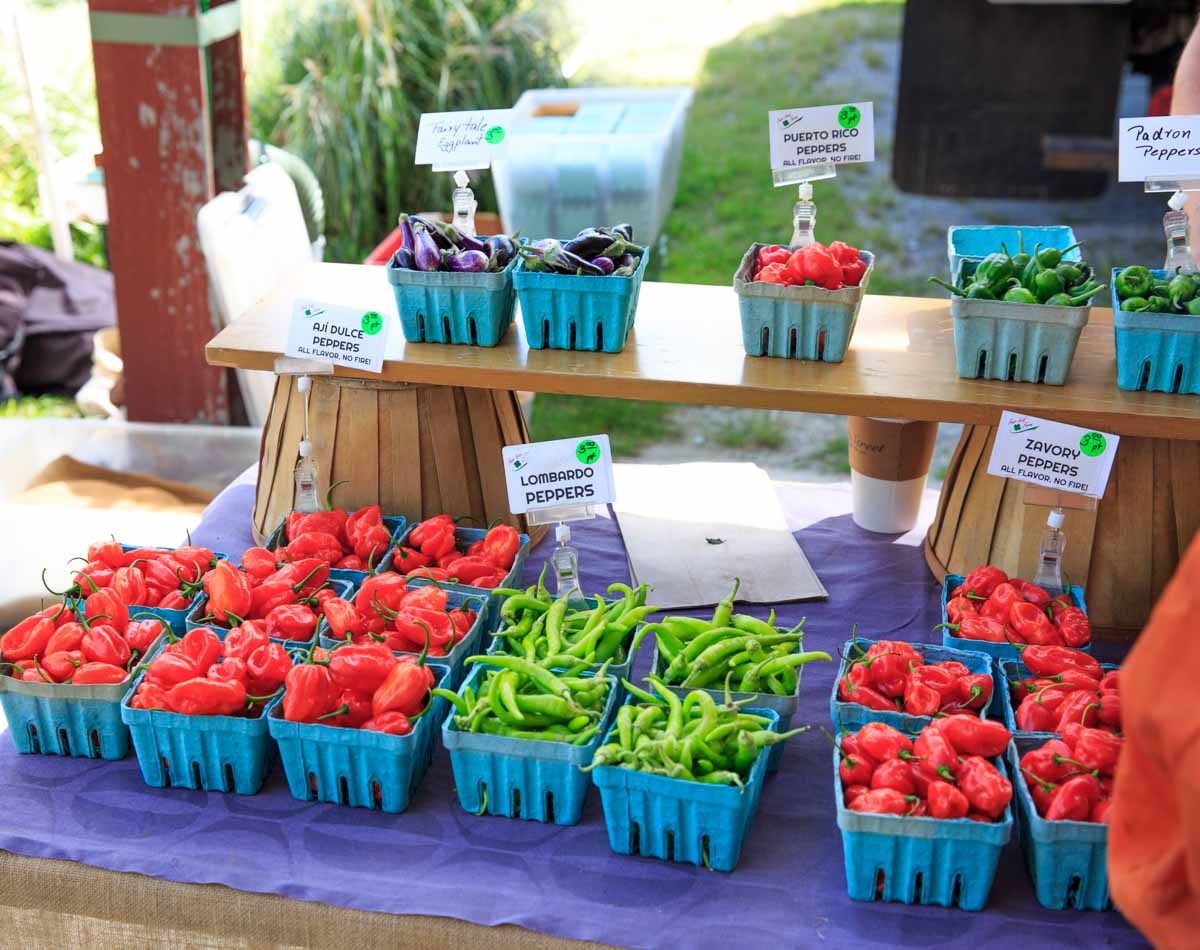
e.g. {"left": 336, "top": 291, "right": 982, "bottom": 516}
{"left": 322, "top": 598, "right": 364, "bottom": 642}
{"left": 84, "top": 587, "right": 130, "bottom": 632}
{"left": 223, "top": 624, "right": 270, "bottom": 661}
{"left": 400, "top": 584, "right": 449, "bottom": 612}
{"left": 130, "top": 681, "right": 171, "bottom": 711}
{"left": 328, "top": 641, "right": 398, "bottom": 693}
{"left": 1053, "top": 606, "right": 1091, "bottom": 648}
{"left": 802, "top": 244, "right": 844, "bottom": 290}
{"left": 957, "top": 756, "right": 1012, "bottom": 819}
{"left": 956, "top": 673, "right": 993, "bottom": 711}
{"left": 291, "top": 559, "right": 331, "bottom": 599}
{"left": 837, "top": 744, "right": 876, "bottom": 786}
{"left": 1069, "top": 727, "right": 1123, "bottom": 775}
{"left": 482, "top": 524, "right": 521, "bottom": 571}
{"left": 334, "top": 555, "right": 366, "bottom": 571}
{"left": 926, "top": 780, "right": 970, "bottom": 820}
{"left": 407, "top": 514, "right": 452, "bottom": 548}
{"left": 1046, "top": 669, "right": 1101, "bottom": 692}
{"left": 167, "top": 677, "right": 246, "bottom": 716}
{"left": 345, "top": 505, "right": 383, "bottom": 548}
{"left": 1097, "top": 689, "right": 1121, "bottom": 728}
{"left": 354, "top": 574, "right": 408, "bottom": 618}
{"left": 913, "top": 728, "right": 958, "bottom": 783}
{"left": 264, "top": 603, "right": 317, "bottom": 641}
{"left": 286, "top": 531, "right": 345, "bottom": 566}
{"left": 1099, "top": 669, "right": 1119, "bottom": 692}
{"left": 1091, "top": 799, "right": 1113, "bottom": 824}
{"left": 291, "top": 510, "right": 349, "bottom": 545}
{"left": 837, "top": 674, "right": 897, "bottom": 712}
{"left": 204, "top": 560, "right": 253, "bottom": 625}
{"left": 1015, "top": 580, "right": 1052, "bottom": 607}
{"left": 284, "top": 511, "right": 307, "bottom": 543}
{"left": 158, "top": 590, "right": 191, "bottom": 610}
{"left": 241, "top": 547, "right": 280, "bottom": 582}
{"left": 245, "top": 642, "right": 292, "bottom": 694}
{"left": 902, "top": 677, "right": 941, "bottom": 717}
{"left": 406, "top": 567, "right": 452, "bottom": 584}
{"left": 465, "top": 539, "right": 486, "bottom": 557}
{"left": 757, "top": 244, "right": 792, "bottom": 269}
{"left": 110, "top": 566, "right": 148, "bottom": 607}
{"left": 71, "top": 561, "right": 113, "bottom": 593}
{"left": 207, "top": 657, "right": 248, "bottom": 685}
{"left": 866, "top": 639, "right": 923, "bottom": 666}
{"left": 1009, "top": 601, "right": 1062, "bottom": 646}
{"left": 448, "top": 607, "right": 476, "bottom": 637}
{"left": 282, "top": 662, "right": 338, "bottom": 723}
{"left": 372, "top": 653, "right": 435, "bottom": 719}
{"left": 909, "top": 664, "right": 960, "bottom": 703}
{"left": 1017, "top": 644, "right": 1102, "bottom": 680}
{"left": 1061, "top": 721, "right": 1085, "bottom": 751}
{"left": 935, "top": 660, "right": 972, "bottom": 679}
{"left": 1045, "top": 773, "right": 1100, "bottom": 822}
{"left": 88, "top": 539, "right": 129, "bottom": 569}
{"left": 753, "top": 262, "right": 789, "bottom": 285}
{"left": 145, "top": 650, "right": 201, "bottom": 689}
{"left": 32, "top": 615, "right": 84, "bottom": 658}
{"left": 418, "top": 522, "right": 457, "bottom": 559}
{"left": 320, "top": 688, "right": 374, "bottom": 728}
{"left": 1054, "top": 690, "right": 1101, "bottom": 732}
{"left": 1016, "top": 694, "right": 1059, "bottom": 732}
{"left": 826, "top": 240, "right": 860, "bottom": 266}
{"left": 471, "top": 572, "right": 507, "bottom": 590}
{"left": 938, "top": 616, "right": 1007, "bottom": 643}
{"left": 355, "top": 524, "right": 394, "bottom": 566}
{"left": 840, "top": 256, "right": 867, "bottom": 287}
{"left": 870, "top": 758, "right": 917, "bottom": 795}
{"left": 931, "top": 714, "right": 1011, "bottom": 757}
{"left": 363, "top": 711, "right": 414, "bottom": 736}
{"left": 81, "top": 624, "right": 132, "bottom": 668}
{"left": 962, "top": 565, "right": 1008, "bottom": 598}
{"left": 847, "top": 788, "right": 917, "bottom": 816}
{"left": 40, "top": 651, "right": 82, "bottom": 682}
{"left": 71, "top": 661, "right": 130, "bottom": 685}
{"left": 174, "top": 545, "right": 216, "bottom": 572}
{"left": 442, "top": 556, "right": 501, "bottom": 585}
{"left": 177, "top": 627, "right": 223, "bottom": 675}
{"left": 854, "top": 722, "right": 914, "bottom": 762}
{"left": 1020, "top": 738, "right": 1075, "bottom": 784}
{"left": 394, "top": 609, "right": 454, "bottom": 649}
{"left": 124, "top": 618, "right": 165, "bottom": 655}
{"left": 945, "top": 595, "right": 977, "bottom": 625}
{"left": 391, "top": 546, "right": 432, "bottom": 574}
{"left": 143, "top": 558, "right": 182, "bottom": 592}
{"left": 980, "top": 582, "right": 1022, "bottom": 623}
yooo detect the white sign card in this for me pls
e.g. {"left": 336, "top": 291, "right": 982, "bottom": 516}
{"left": 1118, "top": 115, "right": 1200, "bottom": 182}
{"left": 414, "top": 110, "right": 513, "bottom": 170}
{"left": 284, "top": 299, "right": 390, "bottom": 373}
{"left": 768, "top": 102, "right": 875, "bottom": 171}
{"left": 987, "top": 412, "right": 1118, "bottom": 499}
{"left": 503, "top": 435, "right": 615, "bottom": 514}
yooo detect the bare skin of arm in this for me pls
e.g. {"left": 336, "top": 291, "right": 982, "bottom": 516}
{"left": 1172, "top": 19, "right": 1200, "bottom": 250}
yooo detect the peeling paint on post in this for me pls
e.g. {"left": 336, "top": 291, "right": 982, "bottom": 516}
{"left": 89, "top": 0, "right": 249, "bottom": 423}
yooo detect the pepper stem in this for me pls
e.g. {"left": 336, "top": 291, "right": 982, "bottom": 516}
{"left": 323, "top": 479, "right": 348, "bottom": 511}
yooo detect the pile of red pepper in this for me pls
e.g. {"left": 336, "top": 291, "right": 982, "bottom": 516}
{"left": 128, "top": 626, "right": 289, "bottom": 716}
{"left": 751, "top": 241, "right": 867, "bottom": 290}
{"left": 836, "top": 639, "right": 992, "bottom": 716}
{"left": 942, "top": 565, "right": 1091, "bottom": 647}
{"left": 271, "top": 503, "right": 394, "bottom": 573}
{"left": 321, "top": 575, "right": 477, "bottom": 657}
{"left": 198, "top": 556, "right": 338, "bottom": 642}
{"left": 2, "top": 598, "right": 165, "bottom": 686}
{"left": 1008, "top": 646, "right": 1120, "bottom": 734}
{"left": 1018, "top": 727, "right": 1122, "bottom": 823}
{"left": 388, "top": 515, "right": 520, "bottom": 590}
{"left": 52, "top": 540, "right": 219, "bottom": 612}
{"left": 838, "top": 717, "right": 1013, "bottom": 821}
{"left": 279, "top": 643, "right": 435, "bottom": 736}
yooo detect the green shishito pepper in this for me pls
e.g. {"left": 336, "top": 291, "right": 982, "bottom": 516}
{"left": 1120, "top": 296, "right": 1150, "bottom": 312}
{"left": 1003, "top": 286, "right": 1038, "bottom": 304}
{"left": 1169, "top": 273, "right": 1198, "bottom": 307}
{"left": 1115, "top": 265, "right": 1153, "bottom": 300}
{"left": 1188, "top": 298, "right": 1200, "bottom": 315}
{"left": 1044, "top": 285, "right": 1105, "bottom": 307}
{"left": 973, "top": 252, "right": 1014, "bottom": 292}
{"left": 927, "top": 277, "right": 994, "bottom": 299}
{"left": 1035, "top": 241, "right": 1083, "bottom": 270}
{"left": 1033, "top": 268, "right": 1065, "bottom": 303}
{"left": 1146, "top": 295, "right": 1174, "bottom": 313}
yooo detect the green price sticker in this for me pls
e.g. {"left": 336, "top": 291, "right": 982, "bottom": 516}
{"left": 575, "top": 439, "right": 601, "bottom": 465}
{"left": 1079, "top": 432, "right": 1107, "bottom": 457}
{"left": 837, "top": 105, "right": 861, "bottom": 130}
{"left": 485, "top": 125, "right": 506, "bottom": 145}
{"left": 360, "top": 311, "right": 383, "bottom": 336}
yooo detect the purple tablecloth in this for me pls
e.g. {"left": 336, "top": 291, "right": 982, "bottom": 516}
{"left": 0, "top": 472, "right": 1146, "bottom": 949}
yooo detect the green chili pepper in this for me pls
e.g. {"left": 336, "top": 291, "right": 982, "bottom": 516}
{"left": 1115, "top": 265, "right": 1153, "bottom": 300}
{"left": 1187, "top": 299, "right": 1200, "bottom": 315}
{"left": 711, "top": 578, "right": 740, "bottom": 629}
{"left": 1032, "top": 268, "right": 1064, "bottom": 303}
{"left": 1120, "top": 296, "right": 1150, "bottom": 312}
{"left": 1169, "top": 273, "right": 1198, "bottom": 306}
{"left": 974, "top": 252, "right": 1014, "bottom": 290}
{"left": 1035, "top": 241, "right": 1083, "bottom": 270}
{"left": 1147, "top": 295, "right": 1173, "bottom": 313}
{"left": 1151, "top": 279, "right": 1171, "bottom": 298}
{"left": 1055, "top": 261, "right": 1083, "bottom": 288}
{"left": 1010, "top": 231, "right": 1031, "bottom": 273}
{"left": 1003, "top": 285, "right": 1038, "bottom": 304}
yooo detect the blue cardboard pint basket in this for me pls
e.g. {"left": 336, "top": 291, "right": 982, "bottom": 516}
{"left": 996, "top": 658, "right": 1118, "bottom": 735}
{"left": 513, "top": 246, "right": 648, "bottom": 353}
{"left": 941, "top": 574, "right": 1090, "bottom": 660}
{"left": 649, "top": 640, "right": 807, "bottom": 773}
{"left": 946, "top": 225, "right": 1081, "bottom": 280}
{"left": 378, "top": 525, "right": 530, "bottom": 601}
{"left": 1008, "top": 736, "right": 1111, "bottom": 910}
{"left": 120, "top": 642, "right": 278, "bottom": 794}
{"left": 829, "top": 637, "right": 995, "bottom": 732}
{"left": 268, "top": 660, "right": 451, "bottom": 813}
{"left": 834, "top": 747, "right": 1013, "bottom": 910}
{"left": 186, "top": 578, "right": 356, "bottom": 651}
{"left": 264, "top": 515, "right": 407, "bottom": 585}
{"left": 441, "top": 664, "right": 618, "bottom": 825}
{"left": 387, "top": 250, "right": 518, "bottom": 346}
{"left": 320, "top": 580, "right": 486, "bottom": 687}
{"left": 592, "top": 705, "right": 778, "bottom": 872}
{"left": 733, "top": 245, "right": 875, "bottom": 362}
{"left": 1110, "top": 267, "right": 1200, "bottom": 394}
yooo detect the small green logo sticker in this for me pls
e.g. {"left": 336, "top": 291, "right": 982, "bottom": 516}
{"left": 1079, "top": 432, "right": 1107, "bottom": 457}
{"left": 575, "top": 439, "right": 601, "bottom": 465}
{"left": 361, "top": 310, "right": 383, "bottom": 336}
{"left": 837, "top": 105, "right": 861, "bottom": 130}
{"left": 485, "top": 125, "right": 506, "bottom": 145}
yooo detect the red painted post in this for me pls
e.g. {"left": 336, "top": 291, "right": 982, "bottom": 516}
{"left": 89, "top": 0, "right": 248, "bottom": 423}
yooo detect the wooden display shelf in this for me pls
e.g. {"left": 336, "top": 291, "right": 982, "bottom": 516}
{"left": 207, "top": 262, "right": 1200, "bottom": 440}
{"left": 207, "top": 263, "right": 1200, "bottom": 636}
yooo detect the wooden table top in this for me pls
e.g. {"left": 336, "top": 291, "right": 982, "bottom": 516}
{"left": 206, "top": 263, "right": 1200, "bottom": 439}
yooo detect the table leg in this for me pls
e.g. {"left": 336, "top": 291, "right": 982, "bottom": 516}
{"left": 925, "top": 424, "right": 1200, "bottom": 640}
{"left": 252, "top": 374, "right": 539, "bottom": 543}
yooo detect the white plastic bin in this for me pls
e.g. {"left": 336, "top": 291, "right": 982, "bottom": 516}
{"left": 492, "top": 87, "right": 693, "bottom": 247}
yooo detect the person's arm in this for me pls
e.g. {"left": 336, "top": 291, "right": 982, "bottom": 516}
{"left": 1172, "top": 19, "right": 1200, "bottom": 248}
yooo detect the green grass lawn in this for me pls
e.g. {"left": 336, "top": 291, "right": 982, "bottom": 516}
{"left": 535, "top": 0, "right": 903, "bottom": 448}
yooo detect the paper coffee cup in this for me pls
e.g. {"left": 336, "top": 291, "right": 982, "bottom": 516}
{"left": 847, "top": 417, "right": 938, "bottom": 534}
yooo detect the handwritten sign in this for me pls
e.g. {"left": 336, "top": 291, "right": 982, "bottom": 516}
{"left": 1118, "top": 115, "right": 1200, "bottom": 182}
{"left": 768, "top": 102, "right": 875, "bottom": 171}
{"left": 285, "top": 299, "right": 390, "bottom": 373}
{"left": 987, "top": 412, "right": 1118, "bottom": 499}
{"left": 414, "top": 110, "right": 512, "bottom": 170}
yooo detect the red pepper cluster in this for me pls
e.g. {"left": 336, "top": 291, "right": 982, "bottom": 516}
{"left": 751, "top": 240, "right": 866, "bottom": 290}
{"left": 274, "top": 504, "right": 394, "bottom": 572}
{"left": 2, "top": 598, "right": 165, "bottom": 686}
{"left": 839, "top": 717, "right": 1014, "bottom": 822}
{"left": 129, "top": 626, "right": 289, "bottom": 716}
{"left": 943, "top": 564, "right": 1091, "bottom": 647}
{"left": 836, "top": 639, "right": 993, "bottom": 716}
{"left": 61, "top": 541, "right": 218, "bottom": 612}
{"left": 280, "top": 645, "right": 434, "bottom": 736}
{"left": 1009, "top": 647, "right": 1120, "bottom": 734}
{"left": 201, "top": 555, "right": 337, "bottom": 642}
{"left": 388, "top": 515, "right": 520, "bottom": 589}
{"left": 1018, "top": 727, "right": 1122, "bottom": 823}
{"left": 321, "top": 575, "right": 476, "bottom": 657}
